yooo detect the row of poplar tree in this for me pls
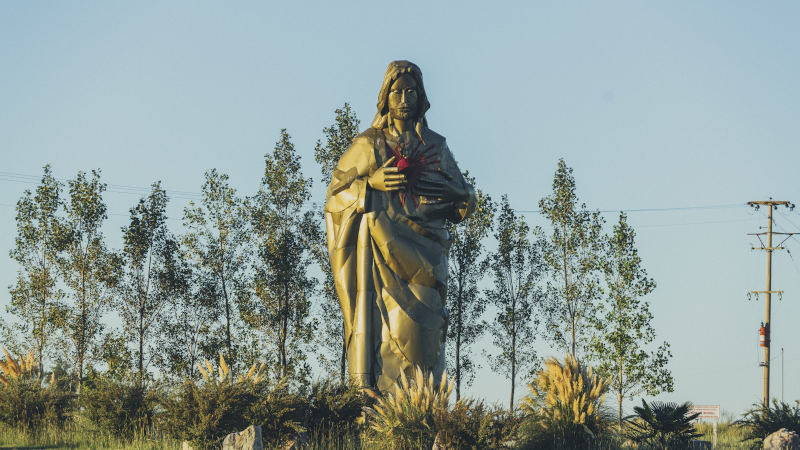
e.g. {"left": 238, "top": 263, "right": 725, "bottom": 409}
{"left": 3, "top": 104, "right": 673, "bottom": 422}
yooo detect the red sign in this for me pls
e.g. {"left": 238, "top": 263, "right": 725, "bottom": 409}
{"left": 689, "top": 405, "right": 720, "bottom": 420}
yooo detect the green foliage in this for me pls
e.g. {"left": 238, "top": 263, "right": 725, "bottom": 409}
{"left": 59, "top": 169, "right": 119, "bottom": 391}
{"left": 519, "top": 355, "right": 610, "bottom": 449}
{"left": 181, "top": 169, "right": 248, "bottom": 373}
{"left": 735, "top": 400, "right": 800, "bottom": 447}
{"left": 538, "top": 159, "right": 604, "bottom": 357}
{"left": 625, "top": 399, "right": 701, "bottom": 449}
{"left": 97, "top": 330, "right": 134, "bottom": 380}
{"left": 0, "top": 377, "right": 74, "bottom": 429}
{"left": 436, "top": 399, "right": 521, "bottom": 449}
{"left": 79, "top": 375, "right": 156, "bottom": 438}
{"left": 159, "top": 378, "right": 261, "bottom": 450}
{"left": 314, "top": 103, "right": 361, "bottom": 183}
{"left": 307, "top": 379, "right": 367, "bottom": 431}
{"left": 247, "top": 378, "right": 307, "bottom": 447}
{"left": 8, "top": 165, "right": 68, "bottom": 373}
{"left": 486, "top": 195, "right": 543, "bottom": 410}
{"left": 313, "top": 103, "right": 360, "bottom": 382}
{"left": 243, "top": 129, "right": 318, "bottom": 382}
{"left": 589, "top": 213, "right": 673, "bottom": 427}
{"left": 118, "top": 182, "right": 175, "bottom": 385}
{"left": 446, "top": 173, "right": 495, "bottom": 401}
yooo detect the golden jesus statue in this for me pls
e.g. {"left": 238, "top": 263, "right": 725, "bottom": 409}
{"left": 325, "top": 60, "right": 476, "bottom": 391}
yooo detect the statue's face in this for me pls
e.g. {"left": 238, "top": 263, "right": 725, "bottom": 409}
{"left": 388, "top": 74, "right": 419, "bottom": 121}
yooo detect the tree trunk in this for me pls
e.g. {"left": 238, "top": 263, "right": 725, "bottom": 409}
{"left": 340, "top": 335, "right": 346, "bottom": 384}
{"left": 510, "top": 303, "right": 517, "bottom": 411}
{"left": 571, "top": 322, "right": 576, "bottom": 356}
{"left": 456, "top": 294, "right": 464, "bottom": 401}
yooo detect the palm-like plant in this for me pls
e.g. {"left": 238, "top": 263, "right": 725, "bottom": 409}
{"left": 625, "top": 399, "right": 701, "bottom": 449}
{"left": 735, "top": 400, "right": 800, "bottom": 447}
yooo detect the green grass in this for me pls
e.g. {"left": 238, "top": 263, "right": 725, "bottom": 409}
{"left": 0, "top": 421, "right": 178, "bottom": 450}
{"left": 695, "top": 421, "right": 751, "bottom": 449}
{"left": 0, "top": 419, "right": 759, "bottom": 450}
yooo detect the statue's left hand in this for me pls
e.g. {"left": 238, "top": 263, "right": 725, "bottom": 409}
{"left": 415, "top": 170, "right": 468, "bottom": 203}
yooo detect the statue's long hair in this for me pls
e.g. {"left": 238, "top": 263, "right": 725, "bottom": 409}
{"left": 371, "top": 60, "right": 430, "bottom": 142}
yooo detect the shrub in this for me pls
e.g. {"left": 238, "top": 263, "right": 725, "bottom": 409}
{"left": 518, "top": 354, "right": 610, "bottom": 449}
{"left": 365, "top": 367, "right": 454, "bottom": 449}
{"left": 79, "top": 375, "right": 157, "bottom": 438}
{"left": 436, "top": 398, "right": 521, "bottom": 449}
{"left": 160, "top": 377, "right": 260, "bottom": 449}
{"left": 625, "top": 399, "right": 701, "bottom": 449}
{"left": 248, "top": 378, "right": 307, "bottom": 446}
{"left": 0, "top": 377, "right": 74, "bottom": 429}
{"left": 307, "top": 379, "right": 367, "bottom": 431}
{"left": 160, "top": 354, "right": 305, "bottom": 449}
{"left": 735, "top": 400, "right": 800, "bottom": 448}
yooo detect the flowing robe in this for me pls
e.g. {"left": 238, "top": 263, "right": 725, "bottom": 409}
{"left": 324, "top": 126, "right": 476, "bottom": 391}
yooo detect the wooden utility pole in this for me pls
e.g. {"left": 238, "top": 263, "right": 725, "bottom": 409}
{"left": 747, "top": 199, "right": 796, "bottom": 406}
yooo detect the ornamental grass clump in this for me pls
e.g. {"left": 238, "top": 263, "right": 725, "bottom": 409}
{"left": 196, "top": 352, "right": 267, "bottom": 385}
{"left": 365, "top": 366, "right": 454, "bottom": 449}
{"left": 0, "top": 348, "right": 40, "bottom": 385}
{"left": 519, "top": 354, "right": 610, "bottom": 449}
{"left": 0, "top": 347, "right": 72, "bottom": 430}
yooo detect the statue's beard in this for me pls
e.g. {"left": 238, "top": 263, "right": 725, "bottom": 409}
{"left": 390, "top": 107, "right": 415, "bottom": 121}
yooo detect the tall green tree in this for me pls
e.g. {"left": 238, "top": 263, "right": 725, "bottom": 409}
{"left": 313, "top": 103, "right": 360, "bottom": 381}
{"left": 244, "top": 129, "right": 318, "bottom": 380}
{"left": 487, "top": 195, "right": 542, "bottom": 411}
{"left": 153, "top": 244, "right": 216, "bottom": 381}
{"left": 118, "top": 182, "right": 174, "bottom": 385}
{"left": 59, "top": 170, "right": 119, "bottom": 392}
{"left": 446, "top": 174, "right": 494, "bottom": 401}
{"left": 589, "top": 213, "right": 673, "bottom": 428}
{"left": 8, "top": 165, "right": 67, "bottom": 375}
{"left": 182, "top": 169, "right": 247, "bottom": 370}
{"left": 538, "top": 159, "right": 604, "bottom": 357}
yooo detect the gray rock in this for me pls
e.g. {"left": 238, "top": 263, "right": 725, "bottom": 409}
{"left": 221, "top": 425, "right": 264, "bottom": 450}
{"left": 764, "top": 428, "right": 800, "bottom": 450}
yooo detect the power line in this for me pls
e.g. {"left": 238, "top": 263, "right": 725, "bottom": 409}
{"left": 0, "top": 171, "right": 203, "bottom": 201}
{"left": 516, "top": 203, "right": 743, "bottom": 215}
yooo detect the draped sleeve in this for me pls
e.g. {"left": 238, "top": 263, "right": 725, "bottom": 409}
{"left": 323, "top": 131, "right": 377, "bottom": 364}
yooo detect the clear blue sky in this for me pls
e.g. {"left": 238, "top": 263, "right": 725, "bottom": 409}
{"left": 2, "top": 1, "right": 799, "bottom": 417}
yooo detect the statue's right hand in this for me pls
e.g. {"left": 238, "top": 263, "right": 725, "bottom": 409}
{"left": 367, "top": 156, "right": 406, "bottom": 192}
